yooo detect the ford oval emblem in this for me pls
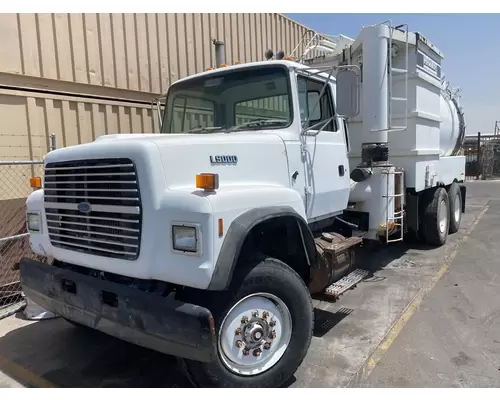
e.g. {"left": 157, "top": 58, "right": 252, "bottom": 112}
{"left": 77, "top": 202, "right": 92, "bottom": 214}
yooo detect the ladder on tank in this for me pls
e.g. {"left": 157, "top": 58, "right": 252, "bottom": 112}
{"left": 388, "top": 23, "right": 409, "bottom": 132}
{"left": 382, "top": 168, "right": 405, "bottom": 243}
{"left": 371, "top": 22, "right": 410, "bottom": 133}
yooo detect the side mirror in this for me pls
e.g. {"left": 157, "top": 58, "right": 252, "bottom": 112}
{"left": 336, "top": 66, "right": 361, "bottom": 118}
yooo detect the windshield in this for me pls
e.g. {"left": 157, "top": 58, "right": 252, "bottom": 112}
{"left": 161, "top": 66, "right": 292, "bottom": 133}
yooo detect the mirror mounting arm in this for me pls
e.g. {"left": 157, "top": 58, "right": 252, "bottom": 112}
{"left": 297, "top": 62, "right": 361, "bottom": 135}
{"left": 151, "top": 94, "right": 167, "bottom": 132}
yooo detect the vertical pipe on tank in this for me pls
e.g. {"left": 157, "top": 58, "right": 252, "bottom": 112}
{"left": 213, "top": 39, "right": 225, "bottom": 67}
{"left": 350, "top": 23, "right": 395, "bottom": 242}
{"left": 361, "top": 23, "right": 390, "bottom": 147}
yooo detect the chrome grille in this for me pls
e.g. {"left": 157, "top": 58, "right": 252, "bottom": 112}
{"left": 43, "top": 158, "right": 142, "bottom": 260}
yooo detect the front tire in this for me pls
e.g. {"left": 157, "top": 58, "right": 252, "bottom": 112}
{"left": 184, "top": 257, "right": 314, "bottom": 388}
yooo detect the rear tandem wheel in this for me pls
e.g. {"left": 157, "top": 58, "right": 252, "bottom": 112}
{"left": 419, "top": 186, "right": 450, "bottom": 246}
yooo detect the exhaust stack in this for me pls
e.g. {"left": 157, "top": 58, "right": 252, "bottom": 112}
{"left": 350, "top": 23, "right": 396, "bottom": 242}
{"left": 213, "top": 39, "right": 225, "bottom": 68}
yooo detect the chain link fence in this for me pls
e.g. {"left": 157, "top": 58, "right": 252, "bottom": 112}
{"left": 0, "top": 160, "right": 49, "bottom": 319}
{"left": 0, "top": 134, "right": 55, "bottom": 320}
{"left": 480, "top": 140, "right": 500, "bottom": 180}
{"left": 463, "top": 133, "right": 500, "bottom": 181}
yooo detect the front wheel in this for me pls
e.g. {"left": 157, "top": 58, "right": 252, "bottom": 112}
{"left": 184, "top": 257, "right": 314, "bottom": 388}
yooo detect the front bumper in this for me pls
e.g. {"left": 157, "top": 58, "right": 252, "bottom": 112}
{"left": 19, "top": 258, "right": 217, "bottom": 362}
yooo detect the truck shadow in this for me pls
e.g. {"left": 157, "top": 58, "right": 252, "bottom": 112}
{"left": 306, "top": 238, "right": 436, "bottom": 338}
{"left": 0, "top": 306, "right": 353, "bottom": 388}
{"left": 0, "top": 314, "right": 194, "bottom": 388}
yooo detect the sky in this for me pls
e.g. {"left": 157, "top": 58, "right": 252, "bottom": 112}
{"left": 285, "top": 14, "right": 500, "bottom": 136}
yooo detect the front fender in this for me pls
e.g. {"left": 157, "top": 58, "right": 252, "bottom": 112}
{"left": 205, "top": 186, "right": 317, "bottom": 290}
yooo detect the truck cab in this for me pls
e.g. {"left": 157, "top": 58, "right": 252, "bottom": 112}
{"left": 158, "top": 60, "right": 352, "bottom": 221}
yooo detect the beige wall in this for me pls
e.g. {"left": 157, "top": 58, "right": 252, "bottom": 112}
{"left": 0, "top": 87, "right": 158, "bottom": 200}
{"left": 0, "top": 13, "right": 312, "bottom": 158}
{"left": 0, "top": 87, "right": 158, "bottom": 161}
{"left": 0, "top": 13, "right": 311, "bottom": 94}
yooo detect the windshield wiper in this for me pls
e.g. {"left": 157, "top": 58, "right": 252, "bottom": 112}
{"left": 187, "top": 126, "right": 223, "bottom": 133}
{"left": 226, "top": 118, "right": 288, "bottom": 132}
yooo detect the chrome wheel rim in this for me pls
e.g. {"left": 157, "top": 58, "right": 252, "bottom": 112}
{"left": 218, "top": 292, "right": 292, "bottom": 376}
{"left": 454, "top": 193, "right": 461, "bottom": 223}
{"left": 439, "top": 199, "right": 448, "bottom": 234}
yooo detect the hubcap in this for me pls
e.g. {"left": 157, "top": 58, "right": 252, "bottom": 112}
{"left": 218, "top": 293, "right": 292, "bottom": 376}
{"left": 454, "top": 193, "right": 461, "bottom": 223}
{"left": 438, "top": 199, "right": 448, "bottom": 234}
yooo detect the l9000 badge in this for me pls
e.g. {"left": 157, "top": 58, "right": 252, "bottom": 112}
{"left": 210, "top": 155, "right": 238, "bottom": 164}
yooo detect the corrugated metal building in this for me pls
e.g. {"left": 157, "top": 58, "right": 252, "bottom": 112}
{"left": 0, "top": 13, "right": 313, "bottom": 161}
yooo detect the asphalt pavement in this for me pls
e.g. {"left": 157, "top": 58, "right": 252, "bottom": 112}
{"left": 358, "top": 194, "right": 500, "bottom": 388}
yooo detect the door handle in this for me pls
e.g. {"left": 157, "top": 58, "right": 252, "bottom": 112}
{"left": 338, "top": 165, "right": 345, "bottom": 176}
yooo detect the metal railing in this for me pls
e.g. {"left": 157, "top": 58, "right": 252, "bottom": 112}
{"left": 463, "top": 132, "right": 500, "bottom": 181}
{"left": 0, "top": 134, "right": 56, "bottom": 320}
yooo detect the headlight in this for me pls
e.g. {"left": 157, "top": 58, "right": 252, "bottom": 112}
{"left": 27, "top": 212, "right": 42, "bottom": 232}
{"left": 172, "top": 225, "right": 198, "bottom": 253}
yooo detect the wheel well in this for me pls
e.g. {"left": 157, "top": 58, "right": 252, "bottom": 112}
{"left": 237, "top": 216, "right": 311, "bottom": 284}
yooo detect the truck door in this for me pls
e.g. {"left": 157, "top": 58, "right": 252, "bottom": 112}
{"left": 296, "top": 74, "right": 351, "bottom": 221}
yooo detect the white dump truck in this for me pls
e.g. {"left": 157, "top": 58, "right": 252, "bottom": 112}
{"left": 19, "top": 21, "right": 466, "bottom": 387}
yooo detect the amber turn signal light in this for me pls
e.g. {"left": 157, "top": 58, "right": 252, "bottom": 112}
{"left": 196, "top": 173, "right": 219, "bottom": 191}
{"left": 30, "top": 176, "right": 42, "bottom": 189}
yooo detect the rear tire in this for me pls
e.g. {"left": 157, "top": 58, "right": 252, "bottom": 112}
{"left": 184, "top": 257, "right": 314, "bottom": 388}
{"left": 447, "top": 182, "right": 462, "bottom": 234}
{"left": 420, "top": 187, "right": 450, "bottom": 246}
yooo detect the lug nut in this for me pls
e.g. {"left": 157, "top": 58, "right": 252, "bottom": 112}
{"left": 269, "top": 320, "right": 276, "bottom": 327}
{"left": 252, "top": 311, "right": 259, "bottom": 317}
{"left": 253, "top": 348, "right": 262, "bottom": 357}
{"left": 235, "top": 328, "right": 242, "bottom": 336}
{"left": 263, "top": 342, "right": 271, "bottom": 350}
{"left": 262, "top": 311, "right": 269, "bottom": 319}
{"left": 241, "top": 316, "right": 248, "bottom": 324}
{"left": 236, "top": 340, "right": 243, "bottom": 348}
{"left": 269, "top": 331, "right": 277, "bottom": 340}
{"left": 243, "top": 348, "right": 250, "bottom": 356}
